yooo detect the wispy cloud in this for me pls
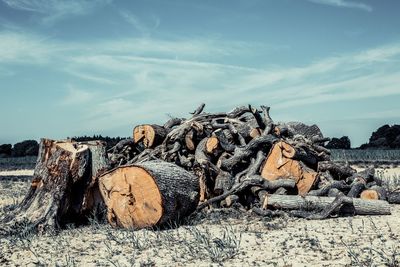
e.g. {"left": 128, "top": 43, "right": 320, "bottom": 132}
{"left": 1, "top": 29, "right": 399, "bottom": 133}
{"left": 61, "top": 86, "right": 94, "bottom": 105}
{"left": 120, "top": 10, "right": 160, "bottom": 36}
{"left": 1, "top": 0, "right": 112, "bottom": 24}
{"left": 0, "top": 31, "right": 54, "bottom": 63}
{"left": 307, "top": 0, "right": 372, "bottom": 12}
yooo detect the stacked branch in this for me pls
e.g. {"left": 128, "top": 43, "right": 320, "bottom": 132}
{"left": 2, "top": 104, "right": 395, "bottom": 233}
{"left": 107, "top": 104, "right": 394, "bottom": 224}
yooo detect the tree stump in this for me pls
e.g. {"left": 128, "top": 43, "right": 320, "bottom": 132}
{"left": 0, "top": 139, "right": 110, "bottom": 235}
{"left": 98, "top": 160, "right": 199, "bottom": 229}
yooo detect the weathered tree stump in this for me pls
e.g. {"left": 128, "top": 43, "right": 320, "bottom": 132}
{"left": 0, "top": 139, "right": 110, "bottom": 235}
{"left": 98, "top": 160, "right": 199, "bottom": 229}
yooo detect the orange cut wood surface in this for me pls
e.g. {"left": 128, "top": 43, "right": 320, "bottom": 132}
{"left": 360, "top": 190, "right": 379, "bottom": 200}
{"left": 99, "top": 166, "right": 163, "bottom": 228}
{"left": 261, "top": 141, "right": 317, "bottom": 195}
{"left": 133, "top": 125, "right": 156, "bottom": 147}
{"left": 206, "top": 137, "right": 219, "bottom": 154}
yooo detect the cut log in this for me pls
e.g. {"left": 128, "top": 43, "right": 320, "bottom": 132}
{"left": 99, "top": 161, "right": 199, "bottom": 229}
{"left": 185, "top": 130, "right": 196, "bottom": 151}
{"left": 263, "top": 194, "right": 391, "bottom": 216}
{"left": 206, "top": 136, "right": 219, "bottom": 154}
{"left": 360, "top": 186, "right": 387, "bottom": 200}
{"left": 133, "top": 124, "right": 167, "bottom": 148}
{"left": 388, "top": 191, "right": 400, "bottom": 204}
{"left": 214, "top": 171, "right": 233, "bottom": 195}
{"left": 0, "top": 139, "right": 109, "bottom": 235}
{"left": 261, "top": 141, "right": 317, "bottom": 195}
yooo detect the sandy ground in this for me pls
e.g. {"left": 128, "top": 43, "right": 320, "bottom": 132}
{"left": 0, "top": 164, "right": 399, "bottom": 266}
{"left": 0, "top": 170, "right": 34, "bottom": 176}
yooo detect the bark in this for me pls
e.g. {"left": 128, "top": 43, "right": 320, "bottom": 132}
{"left": 360, "top": 186, "right": 387, "bottom": 200}
{"left": 0, "top": 139, "right": 109, "bottom": 235}
{"left": 263, "top": 194, "right": 391, "bottom": 216}
{"left": 133, "top": 124, "right": 167, "bottom": 148}
{"left": 388, "top": 191, "right": 400, "bottom": 204}
{"left": 99, "top": 160, "right": 199, "bottom": 229}
{"left": 318, "top": 161, "right": 356, "bottom": 180}
{"left": 220, "top": 134, "right": 277, "bottom": 171}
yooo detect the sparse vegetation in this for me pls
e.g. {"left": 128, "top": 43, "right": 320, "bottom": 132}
{"left": 331, "top": 149, "right": 400, "bottom": 163}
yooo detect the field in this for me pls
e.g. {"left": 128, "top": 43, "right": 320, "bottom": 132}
{"left": 1, "top": 156, "right": 400, "bottom": 266}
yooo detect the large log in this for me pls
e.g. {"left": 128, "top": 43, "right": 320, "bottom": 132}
{"left": 0, "top": 139, "right": 109, "bottom": 235}
{"left": 98, "top": 161, "right": 199, "bottom": 229}
{"left": 133, "top": 124, "right": 167, "bottom": 148}
{"left": 263, "top": 194, "right": 391, "bottom": 216}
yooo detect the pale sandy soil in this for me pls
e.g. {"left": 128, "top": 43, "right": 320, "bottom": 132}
{"left": 0, "top": 164, "right": 399, "bottom": 266}
{"left": 0, "top": 170, "right": 34, "bottom": 176}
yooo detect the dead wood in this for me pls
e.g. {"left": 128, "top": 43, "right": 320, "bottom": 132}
{"left": 99, "top": 160, "right": 199, "bottom": 229}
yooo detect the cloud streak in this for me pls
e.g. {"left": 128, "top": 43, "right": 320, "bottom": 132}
{"left": 307, "top": 0, "right": 372, "bottom": 12}
{"left": 1, "top": 0, "right": 112, "bottom": 24}
{"left": 1, "top": 29, "right": 399, "bottom": 134}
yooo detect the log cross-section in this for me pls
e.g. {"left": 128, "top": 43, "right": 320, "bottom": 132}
{"left": 99, "top": 160, "right": 199, "bottom": 229}
{"left": 133, "top": 124, "right": 167, "bottom": 148}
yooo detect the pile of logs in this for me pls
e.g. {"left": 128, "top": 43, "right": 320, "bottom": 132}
{"left": 1, "top": 104, "right": 399, "bottom": 234}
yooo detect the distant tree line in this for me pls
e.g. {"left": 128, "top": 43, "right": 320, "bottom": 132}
{"left": 0, "top": 135, "right": 128, "bottom": 158}
{"left": 1, "top": 124, "right": 399, "bottom": 158}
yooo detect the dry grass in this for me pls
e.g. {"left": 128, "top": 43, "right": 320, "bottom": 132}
{"left": 1, "top": 158, "right": 400, "bottom": 266}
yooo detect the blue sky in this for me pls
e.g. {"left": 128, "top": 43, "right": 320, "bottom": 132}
{"left": 0, "top": 0, "right": 399, "bottom": 146}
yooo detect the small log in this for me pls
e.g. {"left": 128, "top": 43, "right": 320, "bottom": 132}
{"left": 133, "top": 124, "right": 167, "bottom": 148}
{"left": 185, "top": 130, "right": 196, "bottom": 151}
{"left": 388, "top": 191, "right": 400, "bottom": 204}
{"left": 318, "top": 161, "right": 356, "bottom": 180}
{"left": 163, "top": 117, "right": 184, "bottom": 129}
{"left": 214, "top": 171, "right": 233, "bottom": 195}
{"left": 263, "top": 194, "right": 391, "bottom": 216}
{"left": 221, "top": 195, "right": 240, "bottom": 207}
{"left": 206, "top": 136, "right": 219, "bottom": 155}
{"left": 346, "top": 167, "right": 375, "bottom": 184}
{"left": 308, "top": 180, "right": 350, "bottom": 196}
{"left": 99, "top": 161, "right": 199, "bottom": 229}
{"left": 360, "top": 186, "right": 387, "bottom": 200}
{"left": 328, "top": 188, "right": 341, "bottom": 197}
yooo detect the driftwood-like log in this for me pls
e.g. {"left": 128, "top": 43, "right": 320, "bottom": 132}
{"left": 318, "top": 161, "right": 355, "bottom": 180}
{"left": 220, "top": 134, "right": 277, "bottom": 171}
{"left": 388, "top": 191, "right": 400, "bottom": 204}
{"left": 0, "top": 139, "right": 109, "bottom": 235}
{"left": 99, "top": 161, "right": 199, "bottom": 229}
{"left": 263, "top": 194, "right": 391, "bottom": 216}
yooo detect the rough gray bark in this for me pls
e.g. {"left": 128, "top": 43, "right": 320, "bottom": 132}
{"left": 0, "top": 139, "right": 109, "bottom": 235}
{"left": 99, "top": 160, "right": 200, "bottom": 228}
{"left": 264, "top": 194, "right": 391, "bottom": 216}
{"left": 220, "top": 134, "right": 277, "bottom": 170}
